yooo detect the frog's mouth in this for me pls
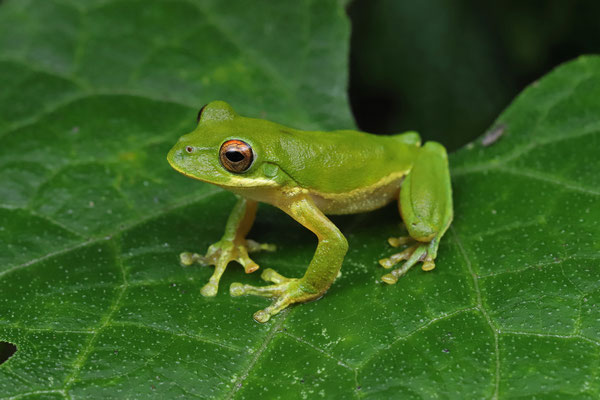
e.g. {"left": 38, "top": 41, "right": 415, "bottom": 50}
{"left": 168, "top": 161, "right": 196, "bottom": 180}
{"left": 167, "top": 156, "right": 213, "bottom": 184}
{"left": 167, "top": 146, "right": 281, "bottom": 189}
{"left": 166, "top": 146, "right": 207, "bottom": 182}
{"left": 214, "top": 175, "right": 280, "bottom": 189}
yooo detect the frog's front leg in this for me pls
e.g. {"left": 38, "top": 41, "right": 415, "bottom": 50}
{"left": 230, "top": 196, "right": 348, "bottom": 323}
{"left": 379, "top": 141, "right": 453, "bottom": 283}
{"left": 180, "top": 196, "right": 275, "bottom": 297}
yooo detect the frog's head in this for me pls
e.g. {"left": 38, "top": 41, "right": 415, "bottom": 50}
{"left": 167, "top": 101, "right": 291, "bottom": 190}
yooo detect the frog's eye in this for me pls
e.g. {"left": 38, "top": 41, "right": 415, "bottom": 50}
{"left": 219, "top": 140, "right": 254, "bottom": 173}
{"left": 196, "top": 104, "right": 207, "bottom": 123}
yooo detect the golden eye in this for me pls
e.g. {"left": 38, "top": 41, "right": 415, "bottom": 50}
{"left": 219, "top": 140, "right": 254, "bottom": 173}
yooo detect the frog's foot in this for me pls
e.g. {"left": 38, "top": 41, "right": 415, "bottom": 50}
{"left": 386, "top": 235, "right": 416, "bottom": 248}
{"left": 179, "top": 239, "right": 276, "bottom": 297}
{"left": 378, "top": 241, "right": 436, "bottom": 285}
{"left": 230, "top": 269, "right": 320, "bottom": 323}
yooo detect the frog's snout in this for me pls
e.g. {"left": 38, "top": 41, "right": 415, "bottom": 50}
{"left": 166, "top": 143, "right": 185, "bottom": 169}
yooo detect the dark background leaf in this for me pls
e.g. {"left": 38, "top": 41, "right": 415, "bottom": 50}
{"left": 349, "top": 0, "right": 600, "bottom": 151}
{"left": 0, "top": 1, "right": 599, "bottom": 399}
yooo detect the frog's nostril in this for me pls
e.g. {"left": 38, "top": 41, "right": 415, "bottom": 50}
{"left": 185, "top": 146, "right": 193, "bottom": 153}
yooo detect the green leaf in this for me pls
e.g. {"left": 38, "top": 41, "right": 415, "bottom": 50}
{"left": 1, "top": 1, "right": 599, "bottom": 399}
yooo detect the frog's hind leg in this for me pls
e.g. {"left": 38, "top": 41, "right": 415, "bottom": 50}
{"left": 379, "top": 141, "right": 453, "bottom": 284}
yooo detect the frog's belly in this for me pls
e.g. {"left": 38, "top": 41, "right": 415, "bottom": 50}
{"left": 309, "top": 176, "right": 404, "bottom": 215}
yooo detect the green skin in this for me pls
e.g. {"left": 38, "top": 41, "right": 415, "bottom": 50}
{"left": 167, "top": 101, "right": 453, "bottom": 323}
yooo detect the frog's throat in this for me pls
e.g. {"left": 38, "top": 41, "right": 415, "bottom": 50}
{"left": 218, "top": 175, "right": 280, "bottom": 188}
{"left": 169, "top": 160, "right": 280, "bottom": 189}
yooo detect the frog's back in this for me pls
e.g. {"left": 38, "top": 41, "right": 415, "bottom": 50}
{"left": 273, "top": 128, "right": 421, "bottom": 194}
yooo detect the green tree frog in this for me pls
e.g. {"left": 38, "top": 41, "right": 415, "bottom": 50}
{"left": 167, "top": 101, "right": 453, "bottom": 323}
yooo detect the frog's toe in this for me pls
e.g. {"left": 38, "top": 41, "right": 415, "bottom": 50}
{"left": 387, "top": 236, "right": 415, "bottom": 248}
{"left": 183, "top": 237, "right": 272, "bottom": 296}
{"left": 253, "top": 309, "right": 272, "bottom": 323}
{"left": 379, "top": 243, "right": 432, "bottom": 285}
{"left": 200, "top": 282, "right": 219, "bottom": 297}
{"left": 229, "top": 276, "right": 326, "bottom": 323}
{"left": 229, "top": 282, "right": 245, "bottom": 297}
{"left": 378, "top": 245, "right": 418, "bottom": 269}
{"left": 252, "top": 282, "right": 321, "bottom": 323}
{"left": 381, "top": 272, "right": 399, "bottom": 285}
{"left": 235, "top": 239, "right": 276, "bottom": 273}
{"left": 229, "top": 269, "right": 290, "bottom": 297}
{"left": 252, "top": 295, "right": 293, "bottom": 323}
{"left": 421, "top": 259, "right": 435, "bottom": 272}
{"left": 180, "top": 251, "right": 205, "bottom": 266}
{"left": 235, "top": 246, "right": 261, "bottom": 274}
{"left": 229, "top": 280, "right": 287, "bottom": 298}
{"left": 229, "top": 268, "right": 291, "bottom": 297}
{"left": 246, "top": 239, "right": 277, "bottom": 253}
{"left": 261, "top": 268, "right": 290, "bottom": 284}
{"left": 230, "top": 277, "right": 320, "bottom": 323}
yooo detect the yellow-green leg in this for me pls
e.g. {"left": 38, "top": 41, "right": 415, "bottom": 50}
{"left": 230, "top": 196, "right": 348, "bottom": 323}
{"left": 379, "top": 141, "right": 453, "bottom": 284}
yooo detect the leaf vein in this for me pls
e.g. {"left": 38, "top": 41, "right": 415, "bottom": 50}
{"left": 0, "top": 189, "right": 220, "bottom": 279}
{"left": 451, "top": 227, "right": 501, "bottom": 400}
{"left": 225, "top": 311, "right": 289, "bottom": 400}
{"left": 108, "top": 321, "right": 243, "bottom": 352}
{"left": 62, "top": 240, "right": 128, "bottom": 392}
